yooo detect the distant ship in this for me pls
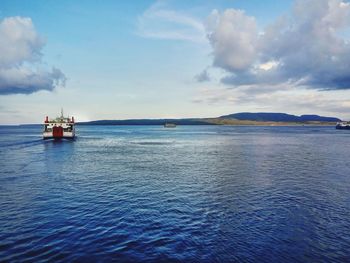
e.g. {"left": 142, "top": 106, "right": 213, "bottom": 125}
{"left": 43, "top": 110, "right": 75, "bottom": 139}
{"left": 336, "top": 121, "right": 350, "bottom": 130}
{"left": 164, "top": 122, "right": 176, "bottom": 128}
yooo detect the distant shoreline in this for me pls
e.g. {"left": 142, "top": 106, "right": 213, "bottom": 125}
{"left": 2, "top": 112, "right": 342, "bottom": 126}
{"left": 76, "top": 119, "right": 337, "bottom": 126}
{"left": 77, "top": 112, "right": 341, "bottom": 126}
{"left": 0, "top": 122, "right": 337, "bottom": 127}
{"left": 202, "top": 118, "right": 337, "bottom": 126}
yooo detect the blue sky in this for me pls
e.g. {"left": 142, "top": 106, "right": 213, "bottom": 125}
{"left": 1, "top": 0, "right": 350, "bottom": 124}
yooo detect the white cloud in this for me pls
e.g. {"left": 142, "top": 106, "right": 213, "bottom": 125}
{"left": 137, "top": 1, "right": 206, "bottom": 43}
{"left": 207, "top": 9, "right": 257, "bottom": 72}
{"left": 0, "top": 16, "right": 65, "bottom": 95}
{"left": 259, "top": 61, "right": 279, "bottom": 71}
{"left": 205, "top": 0, "right": 350, "bottom": 90}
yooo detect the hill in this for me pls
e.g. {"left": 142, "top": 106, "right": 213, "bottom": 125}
{"left": 219, "top": 112, "right": 341, "bottom": 122}
{"left": 78, "top": 112, "right": 341, "bottom": 126}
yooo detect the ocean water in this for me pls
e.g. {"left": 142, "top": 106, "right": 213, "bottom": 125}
{"left": 0, "top": 125, "right": 349, "bottom": 262}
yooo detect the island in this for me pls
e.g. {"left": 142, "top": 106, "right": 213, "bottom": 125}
{"left": 78, "top": 112, "right": 341, "bottom": 126}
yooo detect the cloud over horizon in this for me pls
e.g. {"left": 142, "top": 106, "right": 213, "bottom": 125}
{"left": 0, "top": 16, "right": 66, "bottom": 95}
{"left": 206, "top": 0, "right": 350, "bottom": 90}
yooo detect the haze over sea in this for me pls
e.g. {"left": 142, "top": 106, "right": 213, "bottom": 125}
{"left": 0, "top": 125, "right": 349, "bottom": 262}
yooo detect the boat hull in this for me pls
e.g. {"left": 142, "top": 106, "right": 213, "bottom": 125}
{"left": 43, "top": 131, "right": 75, "bottom": 140}
{"left": 336, "top": 125, "right": 350, "bottom": 130}
{"left": 43, "top": 135, "right": 75, "bottom": 140}
{"left": 164, "top": 123, "right": 176, "bottom": 128}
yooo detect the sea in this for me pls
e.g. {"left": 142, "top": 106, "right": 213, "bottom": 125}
{"left": 0, "top": 125, "right": 349, "bottom": 262}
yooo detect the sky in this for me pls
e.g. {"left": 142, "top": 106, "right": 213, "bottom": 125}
{"left": 0, "top": 0, "right": 350, "bottom": 124}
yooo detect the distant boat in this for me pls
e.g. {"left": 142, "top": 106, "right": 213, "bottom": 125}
{"left": 164, "top": 122, "right": 176, "bottom": 128}
{"left": 43, "top": 109, "right": 76, "bottom": 139}
{"left": 336, "top": 122, "right": 350, "bottom": 130}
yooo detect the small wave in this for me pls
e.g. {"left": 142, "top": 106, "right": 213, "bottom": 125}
{"left": 131, "top": 140, "right": 174, "bottom": 146}
{"left": 0, "top": 139, "right": 42, "bottom": 149}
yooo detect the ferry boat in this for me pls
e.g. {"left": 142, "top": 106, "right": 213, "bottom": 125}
{"left": 43, "top": 110, "right": 75, "bottom": 139}
{"left": 164, "top": 122, "right": 176, "bottom": 128}
{"left": 336, "top": 121, "right": 350, "bottom": 130}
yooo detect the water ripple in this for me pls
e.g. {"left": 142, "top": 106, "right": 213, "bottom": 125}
{"left": 0, "top": 125, "right": 350, "bottom": 262}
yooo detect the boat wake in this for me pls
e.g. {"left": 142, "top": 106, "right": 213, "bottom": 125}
{"left": 0, "top": 139, "right": 43, "bottom": 149}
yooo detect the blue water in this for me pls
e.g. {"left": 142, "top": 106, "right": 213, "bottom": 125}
{"left": 0, "top": 125, "right": 350, "bottom": 262}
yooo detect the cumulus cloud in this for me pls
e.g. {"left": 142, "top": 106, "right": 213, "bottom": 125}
{"left": 0, "top": 16, "right": 66, "bottom": 95}
{"left": 0, "top": 66, "right": 65, "bottom": 95}
{"left": 206, "top": 0, "right": 350, "bottom": 90}
{"left": 207, "top": 9, "right": 258, "bottom": 72}
{"left": 195, "top": 69, "right": 211, "bottom": 82}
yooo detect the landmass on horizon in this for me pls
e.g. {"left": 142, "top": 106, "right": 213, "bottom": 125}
{"left": 78, "top": 112, "right": 342, "bottom": 126}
